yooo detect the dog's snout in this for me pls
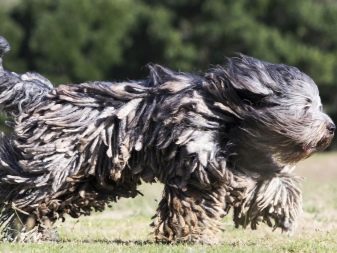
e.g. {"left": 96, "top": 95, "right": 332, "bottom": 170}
{"left": 327, "top": 122, "right": 335, "bottom": 135}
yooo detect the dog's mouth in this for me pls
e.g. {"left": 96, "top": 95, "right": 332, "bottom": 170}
{"left": 316, "top": 135, "right": 334, "bottom": 151}
{"left": 302, "top": 135, "right": 334, "bottom": 155}
{"left": 302, "top": 145, "right": 318, "bottom": 158}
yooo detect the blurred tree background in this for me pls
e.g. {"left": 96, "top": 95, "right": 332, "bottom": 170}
{"left": 0, "top": 0, "right": 337, "bottom": 147}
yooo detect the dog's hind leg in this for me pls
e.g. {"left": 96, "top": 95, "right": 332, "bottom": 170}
{"left": 2, "top": 213, "right": 58, "bottom": 242}
{"left": 151, "top": 184, "right": 226, "bottom": 243}
{"left": 0, "top": 135, "right": 59, "bottom": 242}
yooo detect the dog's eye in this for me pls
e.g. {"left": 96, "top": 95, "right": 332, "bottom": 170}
{"left": 304, "top": 105, "right": 310, "bottom": 112}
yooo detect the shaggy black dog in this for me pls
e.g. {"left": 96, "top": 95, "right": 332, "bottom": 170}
{"left": 0, "top": 36, "right": 334, "bottom": 242}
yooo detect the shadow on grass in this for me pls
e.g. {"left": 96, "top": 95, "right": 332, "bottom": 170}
{"left": 59, "top": 238, "right": 208, "bottom": 246}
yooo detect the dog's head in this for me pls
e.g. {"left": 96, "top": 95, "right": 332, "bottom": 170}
{"left": 206, "top": 55, "right": 334, "bottom": 171}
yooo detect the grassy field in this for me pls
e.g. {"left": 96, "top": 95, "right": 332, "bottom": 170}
{"left": 1, "top": 153, "right": 337, "bottom": 253}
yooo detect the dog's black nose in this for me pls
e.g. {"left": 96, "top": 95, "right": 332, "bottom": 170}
{"left": 327, "top": 122, "right": 335, "bottom": 135}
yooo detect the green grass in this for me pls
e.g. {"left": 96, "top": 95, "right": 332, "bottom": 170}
{"left": 1, "top": 153, "right": 337, "bottom": 253}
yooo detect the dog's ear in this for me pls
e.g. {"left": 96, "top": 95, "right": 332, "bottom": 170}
{"left": 226, "top": 55, "right": 276, "bottom": 97}
{"left": 148, "top": 64, "right": 179, "bottom": 86}
{"left": 224, "top": 55, "right": 283, "bottom": 107}
{"left": 0, "top": 36, "right": 10, "bottom": 58}
{"left": 0, "top": 36, "right": 10, "bottom": 73}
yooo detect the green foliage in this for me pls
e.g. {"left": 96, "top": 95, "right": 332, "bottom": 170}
{"left": 9, "top": 0, "right": 139, "bottom": 83}
{"left": 1, "top": 0, "right": 337, "bottom": 84}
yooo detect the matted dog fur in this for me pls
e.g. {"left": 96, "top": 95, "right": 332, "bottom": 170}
{"left": 0, "top": 36, "right": 334, "bottom": 242}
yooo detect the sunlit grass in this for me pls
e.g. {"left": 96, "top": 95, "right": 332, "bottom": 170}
{"left": 1, "top": 153, "right": 337, "bottom": 252}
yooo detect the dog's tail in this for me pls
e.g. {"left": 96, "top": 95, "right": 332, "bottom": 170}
{"left": 0, "top": 36, "right": 53, "bottom": 116}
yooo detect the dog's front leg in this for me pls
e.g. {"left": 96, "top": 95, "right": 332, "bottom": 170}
{"left": 151, "top": 184, "right": 226, "bottom": 243}
{"left": 230, "top": 168, "right": 302, "bottom": 233}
